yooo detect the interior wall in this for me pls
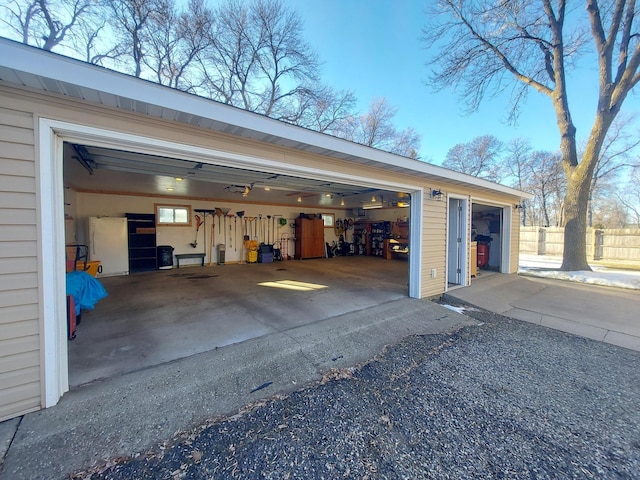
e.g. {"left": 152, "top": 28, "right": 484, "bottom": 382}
{"left": 73, "top": 192, "right": 358, "bottom": 264}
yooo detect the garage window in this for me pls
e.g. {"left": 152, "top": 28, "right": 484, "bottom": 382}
{"left": 322, "top": 213, "right": 335, "bottom": 228}
{"left": 156, "top": 204, "right": 191, "bottom": 226}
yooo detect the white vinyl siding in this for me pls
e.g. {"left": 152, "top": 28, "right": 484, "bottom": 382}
{"left": 0, "top": 106, "right": 40, "bottom": 421}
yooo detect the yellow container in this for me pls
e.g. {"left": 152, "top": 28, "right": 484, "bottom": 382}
{"left": 247, "top": 251, "right": 258, "bottom": 263}
{"left": 78, "top": 260, "right": 101, "bottom": 277}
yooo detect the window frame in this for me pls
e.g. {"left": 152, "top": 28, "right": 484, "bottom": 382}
{"left": 321, "top": 213, "right": 335, "bottom": 228}
{"left": 155, "top": 203, "right": 192, "bottom": 226}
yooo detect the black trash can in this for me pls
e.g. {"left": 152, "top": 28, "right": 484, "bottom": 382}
{"left": 157, "top": 245, "right": 174, "bottom": 270}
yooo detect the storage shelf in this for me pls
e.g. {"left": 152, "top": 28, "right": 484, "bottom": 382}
{"left": 126, "top": 213, "right": 157, "bottom": 272}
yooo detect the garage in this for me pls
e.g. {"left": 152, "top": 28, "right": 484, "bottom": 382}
{"left": 0, "top": 38, "right": 528, "bottom": 421}
{"left": 63, "top": 141, "right": 414, "bottom": 387}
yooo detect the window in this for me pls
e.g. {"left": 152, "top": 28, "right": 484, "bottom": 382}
{"left": 322, "top": 213, "right": 335, "bottom": 228}
{"left": 155, "top": 204, "right": 191, "bottom": 226}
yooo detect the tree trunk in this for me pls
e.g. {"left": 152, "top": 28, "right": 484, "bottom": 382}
{"left": 560, "top": 168, "right": 592, "bottom": 271}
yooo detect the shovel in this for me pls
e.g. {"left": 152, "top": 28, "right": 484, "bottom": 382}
{"left": 220, "top": 208, "right": 230, "bottom": 243}
{"left": 227, "top": 213, "right": 235, "bottom": 250}
{"left": 215, "top": 207, "right": 223, "bottom": 234}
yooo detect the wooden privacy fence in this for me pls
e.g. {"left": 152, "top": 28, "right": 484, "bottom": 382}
{"left": 520, "top": 227, "right": 640, "bottom": 263}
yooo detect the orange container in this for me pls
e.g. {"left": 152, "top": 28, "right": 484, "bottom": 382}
{"left": 77, "top": 260, "right": 101, "bottom": 277}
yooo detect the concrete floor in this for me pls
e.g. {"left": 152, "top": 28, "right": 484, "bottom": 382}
{"left": 68, "top": 256, "right": 409, "bottom": 386}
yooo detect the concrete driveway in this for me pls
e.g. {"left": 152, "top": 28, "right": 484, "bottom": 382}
{"left": 445, "top": 273, "right": 640, "bottom": 351}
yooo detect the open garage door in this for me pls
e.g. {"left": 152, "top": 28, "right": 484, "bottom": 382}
{"left": 58, "top": 130, "right": 419, "bottom": 388}
{"left": 471, "top": 202, "right": 506, "bottom": 274}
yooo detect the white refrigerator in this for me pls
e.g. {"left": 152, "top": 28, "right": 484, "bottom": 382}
{"left": 88, "top": 217, "right": 129, "bottom": 277}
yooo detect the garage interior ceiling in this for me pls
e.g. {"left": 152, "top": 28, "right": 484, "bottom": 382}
{"left": 64, "top": 143, "right": 411, "bottom": 209}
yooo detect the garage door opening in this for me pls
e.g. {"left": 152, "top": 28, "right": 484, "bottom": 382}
{"left": 61, "top": 139, "right": 415, "bottom": 387}
{"left": 472, "top": 203, "right": 505, "bottom": 274}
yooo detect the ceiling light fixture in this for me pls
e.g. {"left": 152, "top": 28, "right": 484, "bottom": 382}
{"left": 297, "top": 196, "right": 302, "bottom": 202}
{"left": 371, "top": 195, "right": 377, "bottom": 202}
{"left": 340, "top": 198, "right": 345, "bottom": 206}
{"left": 264, "top": 186, "right": 271, "bottom": 191}
{"left": 167, "top": 187, "right": 174, "bottom": 191}
{"left": 175, "top": 177, "right": 183, "bottom": 182}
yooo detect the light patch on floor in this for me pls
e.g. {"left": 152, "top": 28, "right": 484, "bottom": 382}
{"left": 258, "top": 280, "right": 328, "bottom": 291}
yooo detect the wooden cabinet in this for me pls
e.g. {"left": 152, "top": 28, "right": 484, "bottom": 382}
{"left": 126, "top": 213, "right": 157, "bottom": 272}
{"left": 294, "top": 217, "right": 325, "bottom": 259}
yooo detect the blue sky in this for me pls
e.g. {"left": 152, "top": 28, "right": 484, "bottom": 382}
{"left": 288, "top": 0, "right": 640, "bottom": 164}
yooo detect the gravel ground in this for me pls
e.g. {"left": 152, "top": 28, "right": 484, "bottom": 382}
{"left": 72, "top": 305, "right": 640, "bottom": 479}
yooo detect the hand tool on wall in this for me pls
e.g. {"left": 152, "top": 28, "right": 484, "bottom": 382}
{"left": 227, "top": 213, "right": 234, "bottom": 250}
{"left": 220, "top": 208, "right": 230, "bottom": 244}
{"left": 210, "top": 214, "right": 215, "bottom": 266}
{"left": 191, "top": 214, "right": 203, "bottom": 248}
{"left": 236, "top": 211, "right": 245, "bottom": 260}
{"left": 234, "top": 216, "right": 238, "bottom": 251}
{"left": 215, "top": 207, "right": 223, "bottom": 234}
{"left": 266, "top": 215, "right": 272, "bottom": 244}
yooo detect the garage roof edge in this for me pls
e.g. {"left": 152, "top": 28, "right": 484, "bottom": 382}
{"left": 0, "top": 38, "right": 531, "bottom": 199}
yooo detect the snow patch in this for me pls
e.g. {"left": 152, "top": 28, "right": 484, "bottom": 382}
{"left": 518, "top": 254, "right": 640, "bottom": 290}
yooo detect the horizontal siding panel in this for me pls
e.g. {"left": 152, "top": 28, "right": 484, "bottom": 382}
{"left": 0, "top": 366, "right": 40, "bottom": 390}
{"left": 0, "top": 208, "right": 37, "bottom": 224}
{"left": 0, "top": 125, "right": 35, "bottom": 145}
{"left": 0, "top": 382, "right": 40, "bottom": 410}
{"left": 0, "top": 350, "right": 39, "bottom": 374}
{"left": 0, "top": 272, "right": 38, "bottom": 291}
{"left": 0, "top": 396, "right": 40, "bottom": 423}
{"left": 0, "top": 142, "right": 35, "bottom": 162}
{"left": 0, "top": 304, "right": 39, "bottom": 325}
{"left": 0, "top": 288, "right": 38, "bottom": 308}
{"left": 0, "top": 159, "right": 35, "bottom": 178}
{"left": 0, "top": 191, "right": 37, "bottom": 209}
{"left": 0, "top": 319, "right": 39, "bottom": 340}
{"left": 0, "top": 107, "right": 33, "bottom": 129}
{"left": 0, "top": 174, "right": 36, "bottom": 193}
{"left": 0, "top": 257, "right": 38, "bottom": 274}
{"left": 0, "top": 224, "right": 37, "bottom": 241}
{"left": 0, "top": 335, "right": 39, "bottom": 358}
{"left": 0, "top": 241, "right": 38, "bottom": 258}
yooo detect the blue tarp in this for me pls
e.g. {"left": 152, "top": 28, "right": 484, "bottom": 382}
{"left": 66, "top": 271, "right": 108, "bottom": 316}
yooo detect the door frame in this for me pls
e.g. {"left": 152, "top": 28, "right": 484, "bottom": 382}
{"left": 471, "top": 197, "right": 514, "bottom": 274}
{"left": 38, "top": 118, "right": 426, "bottom": 406}
{"left": 446, "top": 195, "right": 469, "bottom": 288}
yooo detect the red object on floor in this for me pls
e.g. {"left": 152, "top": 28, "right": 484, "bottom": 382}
{"left": 477, "top": 243, "right": 489, "bottom": 268}
{"left": 66, "top": 295, "right": 77, "bottom": 340}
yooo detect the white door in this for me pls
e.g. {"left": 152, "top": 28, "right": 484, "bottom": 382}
{"left": 447, "top": 198, "right": 467, "bottom": 285}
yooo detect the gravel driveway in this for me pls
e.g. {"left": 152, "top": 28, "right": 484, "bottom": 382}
{"left": 73, "top": 305, "right": 640, "bottom": 479}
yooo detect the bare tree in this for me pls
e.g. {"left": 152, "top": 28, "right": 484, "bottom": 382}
{"left": 1, "top": 0, "right": 96, "bottom": 50}
{"left": 336, "top": 98, "right": 422, "bottom": 158}
{"left": 504, "top": 138, "right": 535, "bottom": 225}
{"left": 587, "top": 114, "right": 640, "bottom": 225}
{"left": 527, "top": 151, "right": 565, "bottom": 227}
{"left": 195, "top": 0, "right": 319, "bottom": 118}
{"left": 143, "top": 0, "right": 213, "bottom": 89}
{"left": 423, "top": 0, "right": 640, "bottom": 271}
{"left": 443, "top": 135, "right": 504, "bottom": 182}
{"left": 108, "top": 0, "right": 163, "bottom": 77}
{"left": 284, "top": 85, "right": 357, "bottom": 134}
{"left": 615, "top": 167, "right": 640, "bottom": 226}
